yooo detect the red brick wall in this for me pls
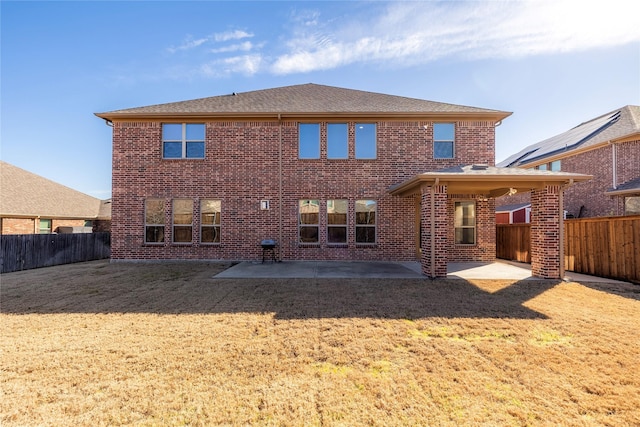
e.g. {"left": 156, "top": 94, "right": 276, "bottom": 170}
{"left": 1, "top": 218, "right": 36, "bottom": 234}
{"left": 448, "top": 195, "right": 496, "bottom": 262}
{"left": 563, "top": 146, "right": 616, "bottom": 217}
{"left": 617, "top": 140, "right": 640, "bottom": 185}
{"left": 530, "top": 185, "right": 561, "bottom": 278}
{"left": 560, "top": 139, "right": 639, "bottom": 217}
{"left": 110, "top": 119, "right": 496, "bottom": 262}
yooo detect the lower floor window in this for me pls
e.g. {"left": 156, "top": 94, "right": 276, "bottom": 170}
{"left": 145, "top": 199, "right": 165, "bottom": 243}
{"left": 39, "top": 219, "right": 52, "bottom": 234}
{"left": 355, "top": 200, "right": 377, "bottom": 243}
{"left": 625, "top": 196, "right": 640, "bottom": 215}
{"left": 299, "top": 199, "right": 320, "bottom": 243}
{"left": 201, "top": 199, "right": 221, "bottom": 243}
{"left": 327, "top": 199, "right": 348, "bottom": 243}
{"left": 454, "top": 201, "right": 476, "bottom": 244}
{"left": 172, "top": 199, "right": 193, "bottom": 243}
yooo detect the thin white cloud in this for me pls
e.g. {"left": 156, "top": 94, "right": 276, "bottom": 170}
{"left": 270, "top": 0, "right": 640, "bottom": 75}
{"left": 167, "top": 35, "right": 210, "bottom": 53}
{"left": 210, "top": 41, "right": 256, "bottom": 54}
{"left": 200, "top": 54, "right": 264, "bottom": 77}
{"left": 167, "top": 30, "right": 253, "bottom": 53}
{"left": 213, "top": 30, "right": 253, "bottom": 42}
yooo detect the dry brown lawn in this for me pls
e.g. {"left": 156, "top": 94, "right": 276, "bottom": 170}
{"left": 1, "top": 260, "right": 639, "bottom": 426}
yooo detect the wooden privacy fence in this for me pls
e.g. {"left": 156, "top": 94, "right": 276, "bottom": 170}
{"left": 496, "top": 224, "right": 531, "bottom": 263}
{"left": 1, "top": 232, "right": 111, "bottom": 273}
{"left": 497, "top": 215, "right": 640, "bottom": 283}
{"left": 564, "top": 215, "right": 639, "bottom": 284}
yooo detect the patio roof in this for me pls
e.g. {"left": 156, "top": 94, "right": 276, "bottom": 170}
{"left": 389, "top": 165, "right": 592, "bottom": 197}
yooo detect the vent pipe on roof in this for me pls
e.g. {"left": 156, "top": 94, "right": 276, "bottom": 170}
{"left": 472, "top": 164, "right": 489, "bottom": 170}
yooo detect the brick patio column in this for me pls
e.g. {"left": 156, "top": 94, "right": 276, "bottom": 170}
{"left": 421, "top": 183, "right": 449, "bottom": 278}
{"left": 530, "top": 185, "right": 562, "bottom": 279}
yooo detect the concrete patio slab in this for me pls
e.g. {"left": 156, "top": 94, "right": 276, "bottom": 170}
{"left": 213, "top": 259, "right": 630, "bottom": 284}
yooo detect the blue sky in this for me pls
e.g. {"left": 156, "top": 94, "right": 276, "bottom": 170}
{"left": 1, "top": 0, "right": 638, "bottom": 199}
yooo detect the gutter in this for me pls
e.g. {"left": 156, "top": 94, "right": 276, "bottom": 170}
{"left": 94, "top": 111, "right": 513, "bottom": 122}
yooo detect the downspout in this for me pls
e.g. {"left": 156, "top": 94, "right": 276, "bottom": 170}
{"left": 278, "top": 113, "right": 283, "bottom": 261}
{"left": 430, "top": 178, "right": 439, "bottom": 277}
{"left": 611, "top": 142, "right": 617, "bottom": 190}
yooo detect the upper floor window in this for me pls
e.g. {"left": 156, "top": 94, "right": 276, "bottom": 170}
{"left": 145, "top": 199, "right": 165, "bottom": 244}
{"left": 434, "top": 123, "right": 455, "bottom": 159}
{"left": 163, "top": 123, "right": 205, "bottom": 159}
{"left": 172, "top": 199, "right": 193, "bottom": 243}
{"left": 327, "top": 123, "right": 348, "bottom": 159}
{"left": 299, "top": 199, "right": 320, "bottom": 243}
{"left": 201, "top": 199, "right": 221, "bottom": 244}
{"left": 327, "top": 199, "right": 348, "bottom": 244}
{"left": 355, "top": 123, "right": 376, "bottom": 159}
{"left": 299, "top": 123, "right": 320, "bottom": 159}
{"left": 454, "top": 201, "right": 475, "bottom": 245}
{"left": 537, "top": 160, "right": 561, "bottom": 171}
{"left": 355, "top": 199, "right": 377, "bottom": 243}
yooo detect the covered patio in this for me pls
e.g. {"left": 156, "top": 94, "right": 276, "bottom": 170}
{"left": 389, "top": 165, "right": 592, "bottom": 279}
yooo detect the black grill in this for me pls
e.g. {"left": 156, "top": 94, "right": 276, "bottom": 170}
{"left": 260, "top": 239, "right": 277, "bottom": 263}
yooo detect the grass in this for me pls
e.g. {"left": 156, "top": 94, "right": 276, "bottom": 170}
{"left": 2, "top": 260, "right": 639, "bottom": 426}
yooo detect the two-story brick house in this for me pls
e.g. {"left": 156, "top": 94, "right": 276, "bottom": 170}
{"left": 96, "top": 84, "right": 589, "bottom": 278}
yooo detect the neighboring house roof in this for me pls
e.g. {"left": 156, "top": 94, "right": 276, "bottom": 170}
{"left": 95, "top": 83, "right": 511, "bottom": 121}
{"left": 606, "top": 176, "right": 640, "bottom": 196}
{"left": 498, "top": 105, "right": 640, "bottom": 167}
{"left": 496, "top": 203, "right": 531, "bottom": 213}
{"left": 389, "top": 164, "right": 592, "bottom": 197}
{"left": 0, "top": 161, "right": 109, "bottom": 219}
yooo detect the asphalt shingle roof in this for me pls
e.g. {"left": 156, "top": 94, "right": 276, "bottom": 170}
{"left": 496, "top": 202, "right": 531, "bottom": 212}
{"left": 499, "top": 105, "right": 640, "bottom": 167}
{"left": 0, "top": 161, "right": 109, "bottom": 219}
{"left": 606, "top": 176, "right": 640, "bottom": 195}
{"left": 96, "top": 83, "right": 511, "bottom": 119}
